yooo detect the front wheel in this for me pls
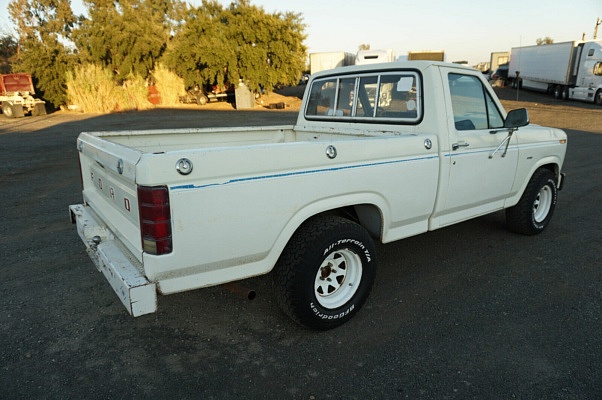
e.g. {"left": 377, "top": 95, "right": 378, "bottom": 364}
{"left": 506, "top": 169, "right": 558, "bottom": 235}
{"left": 196, "top": 94, "right": 208, "bottom": 105}
{"left": 2, "top": 102, "right": 14, "bottom": 118}
{"left": 273, "top": 216, "right": 377, "bottom": 330}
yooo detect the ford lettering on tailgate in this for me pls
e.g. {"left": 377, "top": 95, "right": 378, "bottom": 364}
{"left": 89, "top": 166, "right": 138, "bottom": 224}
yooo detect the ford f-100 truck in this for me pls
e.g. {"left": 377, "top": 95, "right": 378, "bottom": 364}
{"left": 69, "top": 61, "right": 567, "bottom": 330}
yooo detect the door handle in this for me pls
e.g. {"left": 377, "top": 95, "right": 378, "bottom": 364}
{"left": 452, "top": 142, "right": 470, "bottom": 151}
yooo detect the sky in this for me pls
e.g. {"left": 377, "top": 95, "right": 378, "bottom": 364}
{"left": 1, "top": 0, "right": 600, "bottom": 66}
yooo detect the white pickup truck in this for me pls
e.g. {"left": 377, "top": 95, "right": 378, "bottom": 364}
{"left": 70, "top": 61, "right": 567, "bottom": 330}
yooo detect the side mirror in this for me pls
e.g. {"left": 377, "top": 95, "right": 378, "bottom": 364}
{"left": 504, "top": 108, "right": 529, "bottom": 129}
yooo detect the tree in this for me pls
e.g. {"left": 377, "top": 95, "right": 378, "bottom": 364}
{"left": 74, "top": 0, "right": 184, "bottom": 81}
{"left": 164, "top": 0, "right": 306, "bottom": 92}
{"left": 358, "top": 44, "right": 370, "bottom": 51}
{"left": 536, "top": 37, "right": 554, "bottom": 45}
{"left": 8, "top": 0, "right": 78, "bottom": 106}
{"left": 163, "top": 2, "right": 238, "bottom": 89}
{"left": 0, "top": 34, "right": 18, "bottom": 73}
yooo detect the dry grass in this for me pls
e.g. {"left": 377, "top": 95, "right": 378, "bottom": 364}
{"left": 152, "top": 64, "right": 186, "bottom": 106}
{"left": 116, "top": 73, "right": 153, "bottom": 111}
{"left": 66, "top": 64, "right": 153, "bottom": 113}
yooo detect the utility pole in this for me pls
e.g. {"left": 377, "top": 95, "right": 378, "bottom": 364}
{"left": 595, "top": 17, "right": 601, "bottom": 40}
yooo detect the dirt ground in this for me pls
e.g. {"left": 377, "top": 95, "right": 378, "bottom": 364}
{"left": 494, "top": 86, "right": 602, "bottom": 134}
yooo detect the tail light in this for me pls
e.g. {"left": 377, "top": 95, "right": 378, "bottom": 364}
{"left": 137, "top": 185, "right": 172, "bottom": 255}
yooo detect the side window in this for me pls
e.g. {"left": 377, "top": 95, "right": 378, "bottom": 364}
{"left": 486, "top": 91, "right": 504, "bottom": 128}
{"left": 448, "top": 73, "right": 504, "bottom": 131}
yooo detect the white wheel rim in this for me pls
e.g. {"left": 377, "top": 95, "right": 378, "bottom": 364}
{"left": 533, "top": 185, "right": 553, "bottom": 223}
{"left": 314, "top": 249, "right": 363, "bottom": 309}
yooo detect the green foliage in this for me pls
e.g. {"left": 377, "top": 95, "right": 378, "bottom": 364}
{"left": 536, "top": 37, "right": 554, "bottom": 45}
{"left": 8, "top": 0, "right": 308, "bottom": 109}
{"left": 0, "top": 34, "right": 18, "bottom": 73}
{"left": 0, "top": 35, "right": 18, "bottom": 59}
{"left": 74, "top": 0, "right": 178, "bottom": 81}
{"left": 165, "top": 0, "right": 307, "bottom": 92}
{"left": 8, "top": 0, "right": 78, "bottom": 106}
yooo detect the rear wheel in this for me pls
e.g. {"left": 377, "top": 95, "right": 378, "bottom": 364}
{"left": 506, "top": 169, "right": 558, "bottom": 235}
{"left": 553, "top": 85, "right": 563, "bottom": 100}
{"left": 560, "top": 86, "right": 569, "bottom": 100}
{"left": 595, "top": 90, "right": 602, "bottom": 106}
{"left": 273, "top": 216, "right": 377, "bottom": 330}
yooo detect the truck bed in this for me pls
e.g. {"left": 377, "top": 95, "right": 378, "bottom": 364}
{"left": 91, "top": 125, "right": 386, "bottom": 154}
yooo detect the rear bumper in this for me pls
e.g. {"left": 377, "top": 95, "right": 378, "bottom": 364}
{"left": 69, "top": 204, "right": 157, "bottom": 317}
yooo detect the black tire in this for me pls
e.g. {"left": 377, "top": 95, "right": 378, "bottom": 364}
{"left": 2, "top": 102, "right": 14, "bottom": 118}
{"left": 506, "top": 169, "right": 558, "bottom": 235}
{"left": 560, "top": 86, "right": 569, "bottom": 101}
{"left": 197, "top": 94, "right": 208, "bottom": 105}
{"left": 273, "top": 215, "right": 377, "bottom": 330}
{"left": 595, "top": 90, "right": 602, "bottom": 106}
{"left": 553, "top": 85, "right": 563, "bottom": 100}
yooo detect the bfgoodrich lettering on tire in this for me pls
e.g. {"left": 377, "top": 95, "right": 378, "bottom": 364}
{"left": 506, "top": 168, "right": 558, "bottom": 235}
{"left": 273, "top": 215, "right": 377, "bottom": 330}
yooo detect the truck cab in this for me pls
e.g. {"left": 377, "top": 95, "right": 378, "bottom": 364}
{"left": 570, "top": 40, "right": 602, "bottom": 104}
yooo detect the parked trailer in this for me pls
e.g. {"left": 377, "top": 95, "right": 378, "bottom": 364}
{"left": 490, "top": 51, "right": 510, "bottom": 73}
{"left": 508, "top": 40, "right": 602, "bottom": 104}
{"left": 356, "top": 49, "right": 394, "bottom": 65}
{"left": 407, "top": 50, "right": 445, "bottom": 62}
{"left": 309, "top": 52, "right": 355, "bottom": 75}
{"left": 0, "top": 74, "right": 46, "bottom": 118}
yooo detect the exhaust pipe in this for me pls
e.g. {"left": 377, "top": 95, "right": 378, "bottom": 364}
{"left": 222, "top": 282, "right": 257, "bottom": 300}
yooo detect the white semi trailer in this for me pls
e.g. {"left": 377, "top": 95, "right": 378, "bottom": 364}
{"left": 508, "top": 40, "right": 602, "bottom": 105}
{"left": 309, "top": 52, "right": 355, "bottom": 75}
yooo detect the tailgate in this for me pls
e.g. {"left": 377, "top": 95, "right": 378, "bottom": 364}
{"left": 77, "top": 132, "right": 143, "bottom": 260}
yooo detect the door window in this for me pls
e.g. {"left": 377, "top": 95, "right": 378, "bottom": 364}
{"left": 448, "top": 73, "right": 504, "bottom": 131}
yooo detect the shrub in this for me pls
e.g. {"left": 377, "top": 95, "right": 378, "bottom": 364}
{"left": 152, "top": 63, "right": 185, "bottom": 106}
{"left": 66, "top": 64, "right": 153, "bottom": 113}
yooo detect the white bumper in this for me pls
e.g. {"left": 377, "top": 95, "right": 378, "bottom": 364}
{"left": 69, "top": 204, "right": 157, "bottom": 317}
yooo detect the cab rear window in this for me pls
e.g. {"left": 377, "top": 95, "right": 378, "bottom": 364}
{"left": 305, "top": 71, "right": 422, "bottom": 124}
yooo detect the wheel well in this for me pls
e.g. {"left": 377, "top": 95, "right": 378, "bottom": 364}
{"left": 313, "top": 204, "right": 383, "bottom": 240}
{"left": 532, "top": 164, "right": 562, "bottom": 189}
{"left": 540, "top": 163, "right": 559, "bottom": 179}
